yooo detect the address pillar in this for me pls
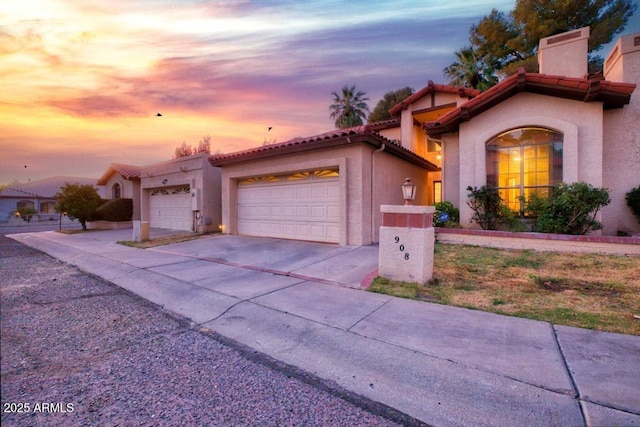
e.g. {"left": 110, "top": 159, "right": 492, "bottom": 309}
{"left": 378, "top": 205, "right": 435, "bottom": 284}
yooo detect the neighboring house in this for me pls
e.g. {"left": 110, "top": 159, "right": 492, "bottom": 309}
{"left": 97, "top": 163, "right": 142, "bottom": 220}
{"left": 0, "top": 176, "right": 103, "bottom": 224}
{"left": 209, "top": 127, "right": 436, "bottom": 245}
{"left": 422, "top": 28, "right": 639, "bottom": 236}
{"left": 140, "top": 153, "right": 221, "bottom": 233}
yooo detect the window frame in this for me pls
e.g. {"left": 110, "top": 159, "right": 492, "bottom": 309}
{"left": 486, "top": 127, "right": 563, "bottom": 213}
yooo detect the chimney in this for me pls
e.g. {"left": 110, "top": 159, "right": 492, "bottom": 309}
{"left": 604, "top": 32, "right": 640, "bottom": 84}
{"left": 538, "top": 27, "right": 590, "bottom": 77}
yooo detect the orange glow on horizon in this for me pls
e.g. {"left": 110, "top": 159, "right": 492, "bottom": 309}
{"left": 3, "top": 0, "right": 637, "bottom": 185}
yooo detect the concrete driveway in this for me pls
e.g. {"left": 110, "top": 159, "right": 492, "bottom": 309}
{"left": 153, "top": 234, "right": 379, "bottom": 288}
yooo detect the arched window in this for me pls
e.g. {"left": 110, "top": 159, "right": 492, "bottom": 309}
{"left": 112, "top": 183, "right": 122, "bottom": 199}
{"left": 486, "top": 127, "right": 563, "bottom": 212}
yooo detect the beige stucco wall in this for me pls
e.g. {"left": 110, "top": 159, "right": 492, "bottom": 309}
{"left": 102, "top": 175, "right": 141, "bottom": 220}
{"left": 140, "top": 153, "right": 221, "bottom": 233}
{"left": 454, "top": 92, "right": 604, "bottom": 228}
{"left": 399, "top": 92, "right": 465, "bottom": 154}
{"left": 377, "top": 127, "right": 401, "bottom": 143}
{"left": 602, "top": 33, "right": 640, "bottom": 235}
{"left": 604, "top": 32, "right": 640, "bottom": 83}
{"left": 538, "top": 27, "right": 589, "bottom": 78}
{"left": 217, "top": 142, "right": 430, "bottom": 246}
{"left": 371, "top": 149, "right": 430, "bottom": 243}
{"left": 441, "top": 132, "right": 460, "bottom": 208}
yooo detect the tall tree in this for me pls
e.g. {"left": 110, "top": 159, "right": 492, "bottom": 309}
{"left": 469, "top": 9, "right": 527, "bottom": 75}
{"left": 450, "top": 0, "right": 637, "bottom": 81}
{"left": 368, "top": 87, "right": 414, "bottom": 122}
{"left": 329, "top": 85, "right": 370, "bottom": 129}
{"left": 443, "top": 47, "right": 498, "bottom": 90}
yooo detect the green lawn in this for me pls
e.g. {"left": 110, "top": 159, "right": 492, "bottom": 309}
{"left": 369, "top": 243, "right": 640, "bottom": 336}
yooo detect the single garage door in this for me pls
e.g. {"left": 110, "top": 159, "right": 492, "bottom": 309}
{"left": 149, "top": 185, "right": 192, "bottom": 231}
{"left": 237, "top": 169, "right": 340, "bottom": 243}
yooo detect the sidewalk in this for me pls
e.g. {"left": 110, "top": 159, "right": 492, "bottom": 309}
{"left": 8, "top": 229, "right": 640, "bottom": 427}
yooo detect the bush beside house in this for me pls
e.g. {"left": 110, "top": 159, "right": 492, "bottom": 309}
{"left": 95, "top": 198, "right": 133, "bottom": 222}
{"left": 434, "top": 201, "right": 460, "bottom": 227}
{"left": 15, "top": 207, "right": 37, "bottom": 223}
{"left": 466, "top": 182, "right": 611, "bottom": 236}
{"left": 525, "top": 183, "right": 610, "bottom": 235}
{"left": 88, "top": 198, "right": 134, "bottom": 230}
{"left": 626, "top": 186, "right": 640, "bottom": 224}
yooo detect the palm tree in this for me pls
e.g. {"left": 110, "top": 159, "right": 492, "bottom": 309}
{"left": 329, "top": 85, "right": 370, "bottom": 129}
{"left": 443, "top": 47, "right": 497, "bottom": 91}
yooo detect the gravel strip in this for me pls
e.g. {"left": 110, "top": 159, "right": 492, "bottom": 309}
{"left": 1, "top": 235, "right": 418, "bottom": 426}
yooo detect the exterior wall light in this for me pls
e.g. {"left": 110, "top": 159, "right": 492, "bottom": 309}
{"left": 402, "top": 178, "right": 417, "bottom": 205}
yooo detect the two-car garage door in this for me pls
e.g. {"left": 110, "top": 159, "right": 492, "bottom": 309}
{"left": 237, "top": 169, "right": 340, "bottom": 243}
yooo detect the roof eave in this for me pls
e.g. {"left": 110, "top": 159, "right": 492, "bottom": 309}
{"left": 425, "top": 74, "right": 635, "bottom": 135}
{"left": 209, "top": 133, "right": 437, "bottom": 171}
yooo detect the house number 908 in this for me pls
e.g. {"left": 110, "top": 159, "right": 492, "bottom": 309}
{"left": 394, "top": 236, "right": 410, "bottom": 261}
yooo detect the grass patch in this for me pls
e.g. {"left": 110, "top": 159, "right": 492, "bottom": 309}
{"left": 118, "top": 233, "right": 212, "bottom": 249}
{"left": 369, "top": 243, "right": 640, "bottom": 335}
{"left": 531, "top": 275, "right": 622, "bottom": 296}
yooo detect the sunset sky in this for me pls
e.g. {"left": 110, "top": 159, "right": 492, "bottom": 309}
{"left": 1, "top": 1, "right": 639, "bottom": 185}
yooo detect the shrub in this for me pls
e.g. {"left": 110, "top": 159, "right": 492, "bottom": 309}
{"left": 626, "top": 186, "right": 640, "bottom": 224}
{"left": 525, "top": 182, "right": 610, "bottom": 235}
{"left": 499, "top": 205, "right": 526, "bottom": 232}
{"left": 434, "top": 201, "right": 460, "bottom": 227}
{"left": 96, "top": 198, "right": 133, "bottom": 222}
{"left": 16, "top": 207, "right": 37, "bottom": 222}
{"left": 466, "top": 185, "right": 504, "bottom": 230}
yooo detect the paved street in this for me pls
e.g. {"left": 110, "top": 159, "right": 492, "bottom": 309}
{"left": 0, "top": 232, "right": 414, "bottom": 426}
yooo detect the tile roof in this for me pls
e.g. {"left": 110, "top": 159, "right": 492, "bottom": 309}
{"left": 367, "top": 118, "right": 400, "bottom": 131}
{"left": 424, "top": 68, "right": 636, "bottom": 135}
{"left": 97, "top": 163, "right": 142, "bottom": 185}
{"left": 388, "top": 81, "right": 481, "bottom": 117}
{"left": 0, "top": 176, "right": 99, "bottom": 199}
{"left": 209, "top": 125, "right": 437, "bottom": 171}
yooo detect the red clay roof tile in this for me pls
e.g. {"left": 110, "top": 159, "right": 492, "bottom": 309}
{"left": 424, "top": 71, "right": 635, "bottom": 135}
{"left": 388, "top": 81, "right": 480, "bottom": 116}
{"left": 209, "top": 124, "right": 437, "bottom": 171}
{"left": 97, "top": 163, "right": 141, "bottom": 185}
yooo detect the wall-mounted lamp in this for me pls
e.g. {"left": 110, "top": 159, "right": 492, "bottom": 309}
{"left": 402, "top": 178, "right": 417, "bottom": 205}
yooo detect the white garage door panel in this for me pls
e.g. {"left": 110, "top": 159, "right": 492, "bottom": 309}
{"left": 149, "top": 187, "right": 192, "bottom": 231}
{"left": 237, "top": 178, "right": 340, "bottom": 243}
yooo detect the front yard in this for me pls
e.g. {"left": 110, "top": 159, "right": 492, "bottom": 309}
{"left": 369, "top": 243, "right": 640, "bottom": 336}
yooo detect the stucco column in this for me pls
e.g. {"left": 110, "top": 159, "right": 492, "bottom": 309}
{"left": 138, "top": 188, "right": 150, "bottom": 241}
{"left": 378, "top": 205, "right": 435, "bottom": 284}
